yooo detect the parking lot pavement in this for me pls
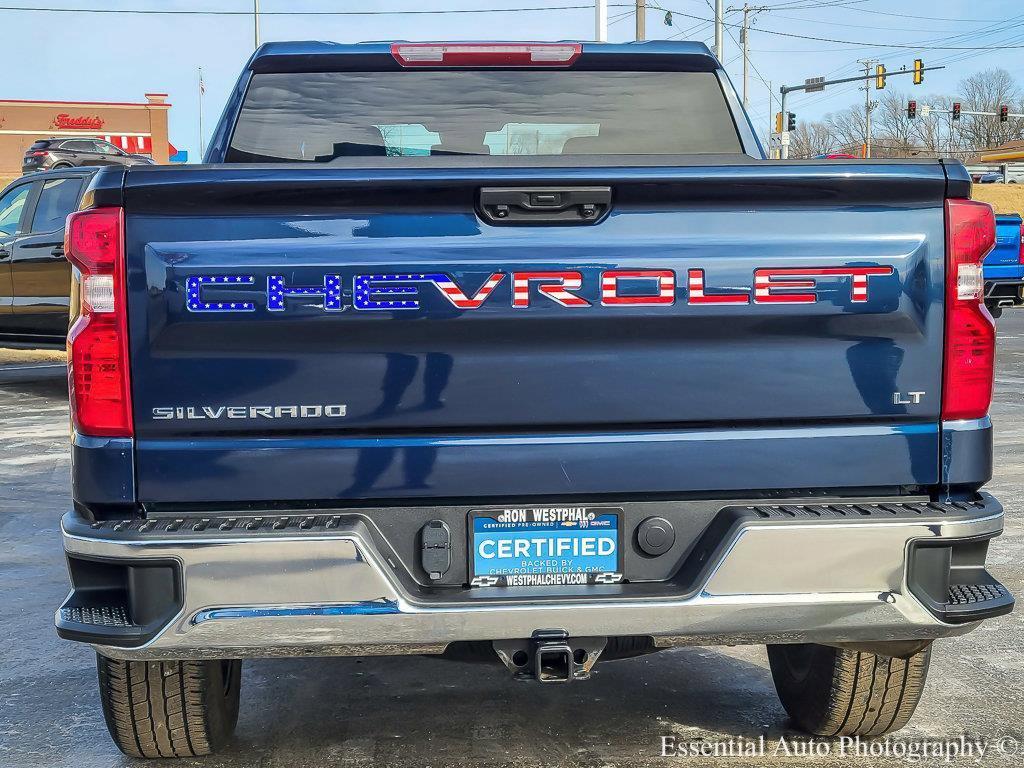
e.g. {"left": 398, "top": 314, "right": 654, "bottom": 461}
{"left": 2, "top": 324, "right": 1023, "bottom": 768}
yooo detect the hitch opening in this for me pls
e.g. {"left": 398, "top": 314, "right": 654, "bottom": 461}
{"left": 535, "top": 639, "right": 573, "bottom": 683}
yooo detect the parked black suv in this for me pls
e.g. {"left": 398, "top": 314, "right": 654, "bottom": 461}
{"left": 22, "top": 137, "right": 155, "bottom": 174}
{"left": 0, "top": 168, "right": 94, "bottom": 346}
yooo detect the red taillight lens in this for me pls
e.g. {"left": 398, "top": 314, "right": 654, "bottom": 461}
{"left": 943, "top": 199, "right": 996, "bottom": 421}
{"left": 65, "top": 207, "right": 133, "bottom": 437}
{"left": 1019, "top": 230, "right": 1024, "bottom": 265}
{"left": 391, "top": 42, "right": 582, "bottom": 67}
{"left": 28, "top": 150, "right": 48, "bottom": 157}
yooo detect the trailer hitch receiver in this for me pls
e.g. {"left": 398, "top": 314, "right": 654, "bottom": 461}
{"left": 493, "top": 630, "right": 606, "bottom": 682}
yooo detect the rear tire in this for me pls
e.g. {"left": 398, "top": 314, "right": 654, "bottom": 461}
{"left": 767, "top": 643, "right": 931, "bottom": 736}
{"left": 50, "top": 162, "right": 73, "bottom": 169}
{"left": 96, "top": 655, "right": 241, "bottom": 758}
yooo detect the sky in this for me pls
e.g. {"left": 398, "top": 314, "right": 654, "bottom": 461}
{"left": 3, "top": 0, "right": 1024, "bottom": 160}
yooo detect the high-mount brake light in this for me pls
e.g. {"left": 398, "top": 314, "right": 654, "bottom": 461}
{"left": 390, "top": 42, "right": 582, "bottom": 68}
{"left": 942, "top": 198, "right": 996, "bottom": 422}
{"left": 65, "top": 207, "right": 133, "bottom": 437}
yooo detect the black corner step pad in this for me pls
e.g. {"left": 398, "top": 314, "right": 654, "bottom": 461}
{"left": 59, "top": 605, "right": 134, "bottom": 628}
{"left": 55, "top": 599, "right": 149, "bottom": 646}
{"left": 941, "top": 575, "right": 1014, "bottom": 624}
{"left": 949, "top": 582, "right": 1009, "bottom": 605}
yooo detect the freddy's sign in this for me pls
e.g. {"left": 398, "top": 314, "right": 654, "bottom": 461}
{"left": 51, "top": 113, "right": 104, "bottom": 130}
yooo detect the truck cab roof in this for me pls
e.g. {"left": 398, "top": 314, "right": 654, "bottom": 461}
{"left": 247, "top": 40, "right": 722, "bottom": 73}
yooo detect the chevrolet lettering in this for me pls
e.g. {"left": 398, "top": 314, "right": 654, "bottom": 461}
{"left": 185, "top": 267, "right": 896, "bottom": 312}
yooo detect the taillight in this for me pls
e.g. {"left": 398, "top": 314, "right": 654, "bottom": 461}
{"left": 1019, "top": 230, "right": 1024, "bottom": 265}
{"left": 65, "top": 207, "right": 133, "bottom": 437}
{"left": 391, "top": 42, "right": 581, "bottom": 67}
{"left": 943, "top": 199, "right": 996, "bottom": 421}
{"left": 28, "top": 150, "right": 47, "bottom": 157}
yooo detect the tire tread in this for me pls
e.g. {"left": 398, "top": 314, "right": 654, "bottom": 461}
{"left": 768, "top": 643, "right": 931, "bottom": 737}
{"left": 96, "top": 655, "right": 239, "bottom": 758}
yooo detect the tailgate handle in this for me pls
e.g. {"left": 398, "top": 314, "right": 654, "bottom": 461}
{"left": 478, "top": 186, "right": 611, "bottom": 225}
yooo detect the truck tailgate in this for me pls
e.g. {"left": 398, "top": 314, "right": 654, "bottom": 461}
{"left": 123, "top": 163, "right": 946, "bottom": 504}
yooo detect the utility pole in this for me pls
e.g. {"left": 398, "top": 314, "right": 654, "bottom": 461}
{"left": 858, "top": 59, "right": 877, "bottom": 158}
{"left": 254, "top": 0, "right": 260, "bottom": 49}
{"left": 595, "top": 0, "right": 607, "bottom": 42}
{"left": 635, "top": 0, "right": 645, "bottom": 41}
{"left": 714, "top": 0, "right": 724, "bottom": 60}
{"left": 731, "top": 4, "right": 770, "bottom": 108}
{"left": 198, "top": 67, "right": 205, "bottom": 161}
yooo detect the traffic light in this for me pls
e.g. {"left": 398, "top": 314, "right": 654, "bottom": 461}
{"left": 913, "top": 59, "right": 924, "bottom": 85}
{"left": 775, "top": 111, "right": 783, "bottom": 133}
{"left": 787, "top": 112, "right": 796, "bottom": 131}
{"left": 907, "top": 100, "right": 916, "bottom": 119}
{"left": 952, "top": 102, "right": 961, "bottom": 120}
{"left": 1000, "top": 105, "right": 1009, "bottom": 123}
{"left": 875, "top": 64, "right": 886, "bottom": 90}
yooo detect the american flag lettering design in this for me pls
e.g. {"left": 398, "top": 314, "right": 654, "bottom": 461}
{"left": 184, "top": 267, "right": 896, "bottom": 313}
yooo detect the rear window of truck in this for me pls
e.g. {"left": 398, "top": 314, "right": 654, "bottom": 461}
{"left": 226, "top": 70, "right": 742, "bottom": 162}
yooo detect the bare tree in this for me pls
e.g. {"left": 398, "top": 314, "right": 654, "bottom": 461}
{"left": 871, "top": 90, "right": 919, "bottom": 157}
{"left": 822, "top": 105, "right": 867, "bottom": 154}
{"left": 789, "top": 121, "right": 836, "bottom": 158}
{"left": 956, "top": 68, "right": 1024, "bottom": 151}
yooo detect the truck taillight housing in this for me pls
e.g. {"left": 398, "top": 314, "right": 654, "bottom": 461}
{"left": 66, "top": 207, "right": 133, "bottom": 437}
{"left": 1019, "top": 230, "right": 1024, "bottom": 265}
{"left": 943, "top": 199, "right": 996, "bottom": 421}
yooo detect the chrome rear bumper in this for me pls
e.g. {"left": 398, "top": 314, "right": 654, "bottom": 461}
{"left": 57, "top": 496, "right": 1010, "bottom": 660}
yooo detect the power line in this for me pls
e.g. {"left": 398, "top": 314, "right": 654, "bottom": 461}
{"left": 635, "top": 5, "right": 1024, "bottom": 50}
{"left": 764, "top": 12, "right": 974, "bottom": 34}
{"left": 848, "top": 8, "right": 1017, "bottom": 24}
{"left": 6, "top": 1, "right": 1019, "bottom": 51}
{"left": 0, "top": 3, "right": 594, "bottom": 15}
{"left": 760, "top": 0, "right": 865, "bottom": 10}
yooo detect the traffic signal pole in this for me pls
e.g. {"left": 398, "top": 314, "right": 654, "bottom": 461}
{"left": 776, "top": 65, "right": 944, "bottom": 159}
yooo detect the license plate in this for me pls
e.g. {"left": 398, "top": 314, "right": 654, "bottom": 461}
{"left": 469, "top": 506, "right": 623, "bottom": 587}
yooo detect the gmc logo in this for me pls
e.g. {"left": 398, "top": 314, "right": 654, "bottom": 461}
{"left": 184, "top": 266, "right": 895, "bottom": 313}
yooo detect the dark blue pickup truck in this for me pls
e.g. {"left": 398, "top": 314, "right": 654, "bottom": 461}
{"left": 55, "top": 41, "right": 1013, "bottom": 757}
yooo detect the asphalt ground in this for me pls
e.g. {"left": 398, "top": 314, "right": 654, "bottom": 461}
{"left": 1, "top": 316, "right": 1022, "bottom": 768}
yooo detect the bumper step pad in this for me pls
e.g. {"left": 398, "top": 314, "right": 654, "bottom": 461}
{"left": 942, "top": 577, "right": 1014, "bottom": 622}
{"left": 72, "top": 498, "right": 992, "bottom": 542}
{"left": 60, "top": 605, "right": 133, "bottom": 628}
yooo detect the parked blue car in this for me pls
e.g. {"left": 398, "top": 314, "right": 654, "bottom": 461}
{"left": 984, "top": 213, "right": 1024, "bottom": 317}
